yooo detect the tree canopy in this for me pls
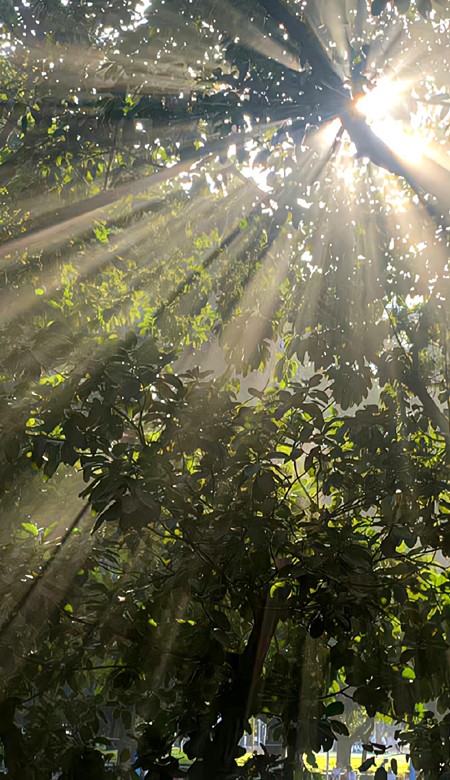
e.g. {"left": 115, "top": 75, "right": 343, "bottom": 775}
{"left": 1, "top": 0, "right": 450, "bottom": 778}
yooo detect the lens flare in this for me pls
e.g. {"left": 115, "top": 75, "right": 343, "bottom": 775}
{"left": 356, "top": 77, "right": 408, "bottom": 122}
{"left": 356, "top": 78, "right": 431, "bottom": 165}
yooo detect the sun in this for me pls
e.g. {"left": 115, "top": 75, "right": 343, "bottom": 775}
{"left": 356, "top": 77, "right": 406, "bottom": 123}
{"left": 355, "top": 77, "right": 431, "bottom": 165}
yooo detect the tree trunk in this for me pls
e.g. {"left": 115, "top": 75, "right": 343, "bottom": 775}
{"left": 284, "top": 735, "right": 297, "bottom": 780}
{"left": 0, "top": 699, "right": 34, "bottom": 780}
{"left": 336, "top": 736, "right": 353, "bottom": 770}
{"left": 188, "top": 597, "right": 279, "bottom": 780}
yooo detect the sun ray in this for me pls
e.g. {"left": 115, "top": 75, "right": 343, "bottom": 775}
{"left": 195, "top": 0, "right": 302, "bottom": 72}
{"left": 0, "top": 499, "right": 92, "bottom": 641}
{"left": 0, "top": 115, "right": 294, "bottom": 270}
{"left": 0, "top": 157, "right": 209, "bottom": 267}
{"left": 2, "top": 3, "right": 450, "bottom": 771}
{"left": 0, "top": 175, "right": 261, "bottom": 372}
{"left": 213, "top": 228, "right": 291, "bottom": 371}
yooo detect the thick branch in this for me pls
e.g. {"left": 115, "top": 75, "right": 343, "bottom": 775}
{"left": 403, "top": 367, "right": 450, "bottom": 440}
{"left": 189, "top": 596, "right": 279, "bottom": 779}
{"left": 339, "top": 108, "right": 412, "bottom": 179}
{"left": 258, "top": 0, "right": 450, "bottom": 215}
{"left": 374, "top": 349, "right": 449, "bottom": 447}
{"left": 340, "top": 109, "right": 450, "bottom": 226}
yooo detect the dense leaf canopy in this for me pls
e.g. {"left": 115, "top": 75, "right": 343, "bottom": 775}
{"left": 1, "top": 0, "right": 450, "bottom": 778}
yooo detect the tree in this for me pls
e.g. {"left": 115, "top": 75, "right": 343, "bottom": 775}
{"left": 1, "top": 0, "right": 450, "bottom": 778}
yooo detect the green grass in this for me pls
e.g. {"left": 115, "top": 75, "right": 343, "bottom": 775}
{"left": 171, "top": 746, "right": 251, "bottom": 767}
{"left": 311, "top": 753, "right": 409, "bottom": 778}
{"left": 171, "top": 747, "right": 410, "bottom": 777}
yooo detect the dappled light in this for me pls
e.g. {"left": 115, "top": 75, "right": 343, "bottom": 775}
{"left": 1, "top": 0, "right": 450, "bottom": 778}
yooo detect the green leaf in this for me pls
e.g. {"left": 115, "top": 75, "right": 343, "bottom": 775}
{"left": 309, "top": 614, "right": 325, "bottom": 639}
{"left": 253, "top": 471, "right": 276, "bottom": 501}
{"left": 325, "top": 701, "right": 345, "bottom": 717}
{"left": 329, "top": 720, "right": 349, "bottom": 737}
{"left": 359, "top": 758, "right": 376, "bottom": 772}
{"left": 93, "top": 222, "right": 110, "bottom": 243}
{"left": 212, "top": 610, "right": 231, "bottom": 632}
{"left": 21, "top": 522, "right": 39, "bottom": 536}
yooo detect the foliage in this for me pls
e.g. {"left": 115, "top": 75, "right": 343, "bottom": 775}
{"left": 1, "top": 0, "right": 450, "bottom": 779}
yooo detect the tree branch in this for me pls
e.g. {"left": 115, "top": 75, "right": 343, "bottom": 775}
{"left": 402, "top": 366, "right": 450, "bottom": 440}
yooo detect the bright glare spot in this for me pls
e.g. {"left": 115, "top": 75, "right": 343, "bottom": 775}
{"left": 377, "top": 173, "right": 409, "bottom": 213}
{"left": 369, "top": 119, "right": 430, "bottom": 164}
{"left": 240, "top": 145, "right": 273, "bottom": 191}
{"left": 241, "top": 163, "right": 273, "bottom": 192}
{"left": 297, "top": 198, "right": 312, "bottom": 209}
{"left": 357, "top": 77, "right": 431, "bottom": 165}
{"left": 356, "top": 77, "right": 407, "bottom": 123}
{"left": 179, "top": 173, "right": 193, "bottom": 193}
{"left": 321, "top": 118, "right": 342, "bottom": 145}
{"left": 135, "top": 0, "right": 151, "bottom": 20}
{"left": 336, "top": 158, "right": 358, "bottom": 192}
